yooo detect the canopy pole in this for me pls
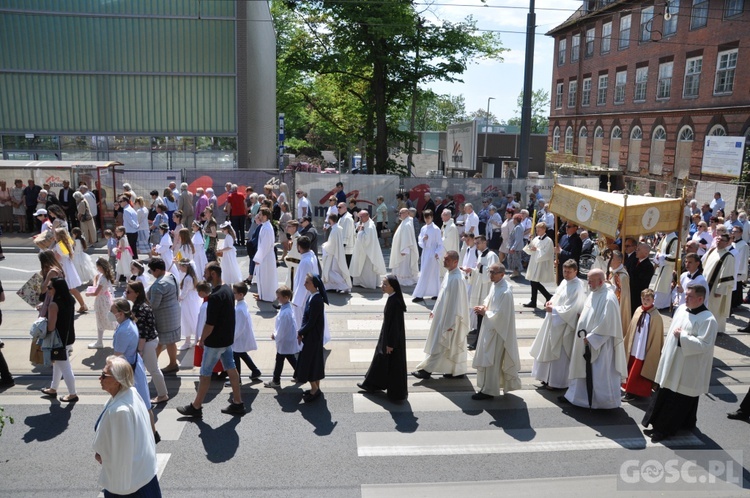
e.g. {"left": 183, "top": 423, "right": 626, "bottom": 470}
{"left": 621, "top": 193, "right": 628, "bottom": 256}
{"left": 554, "top": 173, "right": 560, "bottom": 285}
{"left": 674, "top": 177, "right": 688, "bottom": 275}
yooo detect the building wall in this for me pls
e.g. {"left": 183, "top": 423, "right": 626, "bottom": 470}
{"left": 547, "top": 0, "right": 750, "bottom": 183}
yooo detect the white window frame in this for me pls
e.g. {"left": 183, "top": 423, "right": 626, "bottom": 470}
{"left": 555, "top": 83, "right": 564, "bottom": 108}
{"left": 657, "top": 61, "right": 673, "bottom": 99}
{"left": 595, "top": 126, "right": 605, "bottom": 138}
{"left": 601, "top": 22, "right": 612, "bottom": 53}
{"left": 612, "top": 126, "right": 623, "bottom": 139}
{"left": 640, "top": 6, "right": 654, "bottom": 42}
{"left": 553, "top": 126, "right": 561, "bottom": 151}
{"left": 568, "top": 80, "right": 578, "bottom": 107}
{"left": 558, "top": 38, "right": 567, "bottom": 66}
{"left": 634, "top": 66, "right": 648, "bottom": 101}
{"left": 571, "top": 34, "right": 580, "bottom": 62}
{"left": 664, "top": 0, "right": 679, "bottom": 35}
{"left": 565, "top": 127, "right": 574, "bottom": 153}
{"left": 691, "top": 0, "right": 709, "bottom": 29}
{"left": 579, "top": 126, "right": 589, "bottom": 138}
{"left": 708, "top": 124, "right": 727, "bottom": 136}
{"left": 582, "top": 77, "right": 592, "bottom": 106}
{"left": 631, "top": 126, "right": 643, "bottom": 140}
{"left": 653, "top": 126, "right": 667, "bottom": 140}
{"left": 597, "top": 74, "right": 608, "bottom": 105}
{"left": 615, "top": 70, "right": 627, "bottom": 104}
{"left": 714, "top": 49, "right": 738, "bottom": 95}
{"left": 678, "top": 125, "right": 694, "bottom": 141}
{"left": 725, "top": 0, "right": 743, "bottom": 17}
{"left": 683, "top": 56, "right": 702, "bottom": 97}
{"left": 585, "top": 28, "right": 595, "bottom": 57}
{"left": 619, "top": 14, "right": 631, "bottom": 49}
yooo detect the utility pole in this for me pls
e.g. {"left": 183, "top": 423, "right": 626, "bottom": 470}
{"left": 483, "top": 96, "right": 495, "bottom": 158}
{"left": 407, "top": 18, "right": 423, "bottom": 178}
{"left": 518, "top": 0, "right": 536, "bottom": 179}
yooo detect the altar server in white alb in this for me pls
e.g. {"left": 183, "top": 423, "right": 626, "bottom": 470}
{"left": 563, "top": 269, "right": 628, "bottom": 409}
{"left": 440, "top": 210, "right": 459, "bottom": 277}
{"left": 292, "top": 235, "right": 331, "bottom": 344}
{"left": 252, "top": 207, "right": 279, "bottom": 303}
{"left": 471, "top": 263, "right": 522, "bottom": 400}
{"left": 337, "top": 202, "right": 356, "bottom": 267}
{"left": 523, "top": 222, "right": 555, "bottom": 309}
{"left": 321, "top": 213, "right": 351, "bottom": 293}
{"left": 652, "top": 231, "right": 678, "bottom": 309}
{"left": 350, "top": 210, "right": 387, "bottom": 289}
{"left": 467, "top": 235, "right": 499, "bottom": 331}
{"left": 702, "top": 233, "right": 735, "bottom": 332}
{"left": 530, "top": 259, "right": 587, "bottom": 390}
{"left": 642, "top": 284, "right": 717, "bottom": 442}
{"left": 412, "top": 210, "right": 444, "bottom": 302}
{"left": 388, "top": 208, "right": 419, "bottom": 286}
{"left": 412, "top": 251, "right": 470, "bottom": 379}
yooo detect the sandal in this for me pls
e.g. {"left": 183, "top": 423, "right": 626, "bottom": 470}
{"left": 150, "top": 395, "right": 169, "bottom": 404}
{"left": 41, "top": 388, "right": 57, "bottom": 397}
{"left": 77, "top": 307, "right": 89, "bottom": 314}
{"left": 60, "top": 394, "right": 79, "bottom": 403}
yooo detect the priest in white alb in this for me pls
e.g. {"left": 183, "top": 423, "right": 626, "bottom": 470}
{"left": 530, "top": 259, "right": 587, "bottom": 389}
{"left": 523, "top": 222, "right": 555, "bottom": 309}
{"left": 702, "top": 233, "right": 735, "bottom": 332}
{"left": 471, "top": 263, "right": 522, "bottom": 399}
{"left": 252, "top": 207, "right": 279, "bottom": 302}
{"left": 337, "top": 202, "right": 356, "bottom": 267}
{"left": 467, "top": 235, "right": 499, "bottom": 332}
{"left": 412, "top": 210, "right": 444, "bottom": 302}
{"left": 389, "top": 208, "right": 419, "bottom": 286}
{"left": 563, "top": 268, "right": 628, "bottom": 409}
{"left": 652, "top": 231, "right": 678, "bottom": 309}
{"left": 440, "top": 209, "right": 459, "bottom": 277}
{"left": 321, "top": 213, "right": 351, "bottom": 293}
{"left": 642, "top": 284, "right": 717, "bottom": 442}
{"left": 412, "top": 251, "right": 470, "bottom": 379}
{"left": 350, "top": 210, "right": 387, "bottom": 289}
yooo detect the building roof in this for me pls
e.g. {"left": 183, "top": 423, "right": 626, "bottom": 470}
{"left": 546, "top": 0, "right": 630, "bottom": 36}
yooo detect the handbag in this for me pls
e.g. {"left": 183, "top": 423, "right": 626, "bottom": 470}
{"left": 51, "top": 330, "right": 67, "bottom": 361}
{"left": 17, "top": 272, "right": 44, "bottom": 308}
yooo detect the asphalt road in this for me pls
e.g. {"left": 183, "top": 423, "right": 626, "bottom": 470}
{"left": 0, "top": 249, "right": 749, "bottom": 497}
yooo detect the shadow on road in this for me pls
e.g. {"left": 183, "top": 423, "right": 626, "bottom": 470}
{"left": 358, "top": 393, "right": 420, "bottom": 433}
{"left": 194, "top": 417, "right": 241, "bottom": 463}
{"left": 272, "top": 390, "right": 338, "bottom": 436}
{"left": 23, "top": 402, "right": 75, "bottom": 442}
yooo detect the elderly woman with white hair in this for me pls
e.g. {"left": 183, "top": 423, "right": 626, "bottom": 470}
{"left": 94, "top": 355, "right": 161, "bottom": 497}
{"left": 74, "top": 191, "right": 97, "bottom": 245}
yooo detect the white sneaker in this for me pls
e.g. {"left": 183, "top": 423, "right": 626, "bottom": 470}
{"left": 88, "top": 341, "right": 103, "bottom": 349}
{"left": 178, "top": 342, "right": 192, "bottom": 351}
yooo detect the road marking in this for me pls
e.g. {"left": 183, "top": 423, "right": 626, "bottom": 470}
{"left": 349, "top": 348, "right": 426, "bottom": 363}
{"left": 0, "top": 394, "right": 110, "bottom": 405}
{"left": 348, "top": 320, "right": 430, "bottom": 330}
{"left": 353, "top": 390, "right": 561, "bottom": 413}
{"left": 356, "top": 425, "right": 705, "bottom": 457}
{"left": 0, "top": 266, "right": 39, "bottom": 273}
{"left": 155, "top": 409, "right": 187, "bottom": 441}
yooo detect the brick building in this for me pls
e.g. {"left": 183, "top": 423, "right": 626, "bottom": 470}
{"left": 546, "top": 0, "right": 749, "bottom": 192}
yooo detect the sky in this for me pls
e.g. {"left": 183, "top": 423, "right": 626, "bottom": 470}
{"left": 422, "top": 0, "right": 582, "bottom": 123}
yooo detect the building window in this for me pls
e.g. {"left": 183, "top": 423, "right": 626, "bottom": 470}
{"left": 565, "top": 127, "right": 574, "bottom": 153}
{"left": 553, "top": 126, "right": 561, "bottom": 151}
{"left": 612, "top": 126, "right": 623, "bottom": 139}
{"left": 595, "top": 126, "right": 604, "bottom": 138}
{"left": 601, "top": 22, "right": 612, "bottom": 53}
{"left": 714, "top": 49, "right": 738, "bottom": 94}
{"left": 585, "top": 28, "right": 595, "bottom": 57}
{"left": 657, "top": 62, "right": 673, "bottom": 99}
{"left": 631, "top": 126, "right": 643, "bottom": 140}
{"left": 725, "top": 0, "right": 744, "bottom": 17}
{"left": 664, "top": 0, "right": 680, "bottom": 35}
{"left": 691, "top": 0, "right": 709, "bottom": 29}
{"left": 650, "top": 126, "right": 667, "bottom": 174}
{"left": 556, "top": 83, "right": 564, "bottom": 108}
{"left": 580, "top": 127, "right": 589, "bottom": 138}
{"left": 678, "top": 125, "right": 694, "bottom": 141}
{"left": 619, "top": 14, "right": 631, "bottom": 49}
{"left": 709, "top": 124, "right": 727, "bottom": 136}
{"left": 683, "top": 56, "right": 702, "bottom": 97}
{"left": 653, "top": 126, "right": 667, "bottom": 140}
{"left": 635, "top": 67, "right": 648, "bottom": 101}
{"left": 615, "top": 70, "right": 627, "bottom": 104}
{"left": 640, "top": 6, "right": 654, "bottom": 42}
{"left": 568, "top": 80, "right": 578, "bottom": 107}
{"left": 558, "top": 38, "right": 567, "bottom": 65}
{"left": 597, "top": 74, "right": 608, "bottom": 105}
{"left": 571, "top": 35, "right": 580, "bottom": 62}
{"left": 582, "top": 78, "right": 592, "bottom": 106}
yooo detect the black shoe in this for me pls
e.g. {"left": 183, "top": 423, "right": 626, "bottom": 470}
{"left": 467, "top": 345, "right": 476, "bottom": 351}
{"left": 442, "top": 373, "right": 465, "bottom": 379}
{"left": 357, "top": 382, "right": 382, "bottom": 393}
{"left": 522, "top": 302, "right": 536, "bottom": 308}
{"left": 431, "top": 296, "right": 438, "bottom": 300}
{"left": 154, "top": 431, "right": 161, "bottom": 444}
{"left": 622, "top": 393, "right": 637, "bottom": 402}
{"left": 557, "top": 395, "right": 570, "bottom": 404}
{"left": 738, "top": 325, "right": 750, "bottom": 333}
{"left": 221, "top": 402, "right": 246, "bottom": 415}
{"left": 643, "top": 428, "right": 655, "bottom": 436}
{"left": 412, "top": 297, "right": 424, "bottom": 303}
{"left": 176, "top": 403, "right": 203, "bottom": 418}
{"left": 272, "top": 303, "right": 281, "bottom": 310}
{"left": 472, "top": 392, "right": 493, "bottom": 400}
{"left": 650, "top": 432, "right": 667, "bottom": 443}
{"left": 250, "top": 370, "right": 262, "bottom": 380}
{"left": 727, "top": 410, "right": 750, "bottom": 421}
{"left": 411, "top": 369, "right": 431, "bottom": 379}
{"left": 0, "top": 378, "right": 14, "bottom": 388}
{"left": 303, "top": 390, "right": 322, "bottom": 403}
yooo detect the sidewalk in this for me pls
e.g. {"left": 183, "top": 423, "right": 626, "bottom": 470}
{"left": 0, "top": 232, "right": 109, "bottom": 254}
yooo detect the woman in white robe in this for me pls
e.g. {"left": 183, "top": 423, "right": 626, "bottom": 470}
{"left": 190, "top": 220, "right": 207, "bottom": 278}
{"left": 177, "top": 262, "right": 202, "bottom": 350}
{"left": 252, "top": 211, "right": 279, "bottom": 302}
{"left": 413, "top": 215, "right": 444, "bottom": 299}
{"left": 217, "top": 221, "right": 243, "bottom": 286}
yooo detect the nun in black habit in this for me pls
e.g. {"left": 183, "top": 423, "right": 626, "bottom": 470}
{"left": 358, "top": 275, "right": 408, "bottom": 401}
{"left": 296, "top": 274, "right": 328, "bottom": 403}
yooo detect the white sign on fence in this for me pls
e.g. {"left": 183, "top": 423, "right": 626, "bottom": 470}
{"left": 446, "top": 120, "right": 477, "bottom": 171}
{"left": 701, "top": 136, "right": 746, "bottom": 178}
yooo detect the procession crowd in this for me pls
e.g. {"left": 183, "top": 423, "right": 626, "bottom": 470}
{"left": 1, "top": 178, "right": 749, "bottom": 497}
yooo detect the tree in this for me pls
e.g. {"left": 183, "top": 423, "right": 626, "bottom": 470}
{"left": 468, "top": 108, "right": 498, "bottom": 125}
{"left": 506, "top": 89, "right": 550, "bottom": 134}
{"left": 277, "top": 0, "right": 505, "bottom": 173}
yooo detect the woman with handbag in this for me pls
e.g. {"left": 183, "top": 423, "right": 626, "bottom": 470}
{"left": 74, "top": 191, "right": 97, "bottom": 246}
{"left": 40, "top": 278, "right": 78, "bottom": 402}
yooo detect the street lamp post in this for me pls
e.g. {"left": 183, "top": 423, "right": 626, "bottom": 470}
{"left": 484, "top": 96, "right": 495, "bottom": 158}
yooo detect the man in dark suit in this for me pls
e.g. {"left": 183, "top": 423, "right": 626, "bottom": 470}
{"left": 58, "top": 180, "right": 77, "bottom": 228}
{"left": 422, "top": 192, "right": 436, "bottom": 222}
{"left": 629, "top": 242, "right": 655, "bottom": 315}
{"left": 298, "top": 216, "right": 319, "bottom": 255}
{"left": 434, "top": 197, "right": 446, "bottom": 228}
{"left": 556, "top": 222, "right": 582, "bottom": 282}
{"left": 623, "top": 237, "right": 638, "bottom": 274}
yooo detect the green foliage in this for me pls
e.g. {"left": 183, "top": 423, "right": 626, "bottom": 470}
{"left": 273, "top": 0, "right": 505, "bottom": 173}
{"left": 0, "top": 406, "right": 14, "bottom": 437}
{"left": 468, "top": 108, "right": 498, "bottom": 125}
{"left": 505, "top": 89, "right": 550, "bottom": 134}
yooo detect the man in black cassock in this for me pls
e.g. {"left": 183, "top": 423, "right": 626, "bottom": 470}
{"left": 357, "top": 275, "right": 408, "bottom": 402}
